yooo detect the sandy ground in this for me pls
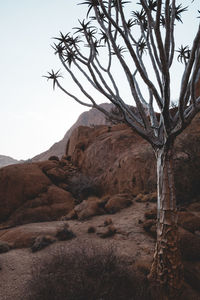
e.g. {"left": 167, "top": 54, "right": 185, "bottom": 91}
{"left": 0, "top": 201, "right": 156, "bottom": 300}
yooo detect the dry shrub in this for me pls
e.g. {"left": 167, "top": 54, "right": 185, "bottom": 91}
{"left": 87, "top": 226, "right": 96, "bottom": 233}
{"left": 0, "top": 241, "right": 10, "bottom": 253}
{"left": 55, "top": 223, "right": 76, "bottom": 241}
{"left": 67, "top": 174, "right": 102, "bottom": 204}
{"left": 49, "top": 156, "right": 60, "bottom": 161}
{"left": 31, "top": 235, "right": 56, "bottom": 253}
{"left": 27, "top": 242, "right": 151, "bottom": 300}
{"left": 98, "top": 225, "right": 117, "bottom": 239}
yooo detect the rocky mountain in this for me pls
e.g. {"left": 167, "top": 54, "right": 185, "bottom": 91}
{"left": 0, "top": 104, "right": 111, "bottom": 168}
{"left": 0, "top": 155, "right": 19, "bottom": 168}
{"left": 32, "top": 103, "right": 112, "bottom": 162}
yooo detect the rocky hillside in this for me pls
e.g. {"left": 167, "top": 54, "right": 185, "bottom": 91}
{"left": 0, "top": 112, "right": 200, "bottom": 227}
{"left": 1, "top": 103, "right": 111, "bottom": 168}
{"left": 32, "top": 103, "right": 112, "bottom": 162}
{"left": 0, "top": 113, "right": 200, "bottom": 299}
{"left": 66, "top": 114, "right": 200, "bottom": 203}
{"left": 0, "top": 155, "right": 19, "bottom": 168}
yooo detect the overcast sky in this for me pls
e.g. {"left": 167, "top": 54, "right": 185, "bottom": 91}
{"left": 0, "top": 0, "right": 199, "bottom": 160}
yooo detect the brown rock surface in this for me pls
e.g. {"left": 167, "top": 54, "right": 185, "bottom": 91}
{"left": 0, "top": 163, "right": 51, "bottom": 223}
{"left": 1, "top": 112, "right": 200, "bottom": 227}
{"left": 0, "top": 161, "right": 75, "bottom": 226}
{"left": 66, "top": 113, "right": 200, "bottom": 202}
{"left": 0, "top": 199, "right": 200, "bottom": 299}
{"left": 1, "top": 91, "right": 200, "bottom": 299}
{"left": 178, "top": 211, "right": 200, "bottom": 233}
{"left": 0, "top": 221, "right": 69, "bottom": 249}
{"left": 74, "top": 196, "right": 105, "bottom": 220}
{"left": 67, "top": 123, "right": 156, "bottom": 195}
{"left": 8, "top": 186, "right": 75, "bottom": 226}
{"left": 105, "top": 193, "right": 133, "bottom": 213}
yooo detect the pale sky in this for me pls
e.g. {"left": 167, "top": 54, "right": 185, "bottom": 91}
{"left": 0, "top": 0, "right": 199, "bottom": 160}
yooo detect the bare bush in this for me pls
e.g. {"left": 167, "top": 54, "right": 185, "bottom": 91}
{"left": 55, "top": 223, "right": 76, "bottom": 241}
{"left": 0, "top": 241, "right": 10, "bottom": 253}
{"left": 27, "top": 242, "right": 151, "bottom": 300}
{"left": 31, "top": 235, "right": 56, "bottom": 253}
{"left": 67, "top": 174, "right": 102, "bottom": 204}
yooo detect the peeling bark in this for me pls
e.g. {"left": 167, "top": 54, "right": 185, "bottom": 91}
{"left": 149, "top": 143, "right": 183, "bottom": 299}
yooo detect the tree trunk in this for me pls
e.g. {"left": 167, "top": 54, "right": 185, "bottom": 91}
{"left": 149, "top": 142, "right": 183, "bottom": 299}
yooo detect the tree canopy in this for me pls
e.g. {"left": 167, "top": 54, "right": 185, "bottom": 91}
{"left": 46, "top": 0, "right": 200, "bottom": 149}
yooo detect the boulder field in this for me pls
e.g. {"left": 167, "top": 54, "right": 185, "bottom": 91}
{"left": 0, "top": 113, "right": 200, "bottom": 299}
{"left": 0, "top": 114, "right": 200, "bottom": 227}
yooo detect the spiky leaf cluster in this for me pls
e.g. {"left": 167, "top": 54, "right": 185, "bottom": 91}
{"left": 176, "top": 45, "right": 191, "bottom": 64}
{"left": 45, "top": 0, "right": 200, "bottom": 156}
{"left": 44, "top": 70, "right": 62, "bottom": 89}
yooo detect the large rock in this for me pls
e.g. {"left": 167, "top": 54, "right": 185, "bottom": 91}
{"left": 1, "top": 111, "right": 200, "bottom": 226}
{"left": 67, "top": 124, "right": 156, "bottom": 196}
{"left": 8, "top": 186, "right": 75, "bottom": 226}
{"left": 178, "top": 211, "right": 200, "bottom": 233}
{"left": 0, "top": 161, "right": 75, "bottom": 226}
{"left": 0, "top": 163, "right": 51, "bottom": 223}
{"left": 74, "top": 196, "right": 105, "bottom": 220}
{"left": 0, "top": 222, "right": 63, "bottom": 249}
{"left": 66, "top": 114, "right": 200, "bottom": 202}
{"left": 105, "top": 193, "right": 133, "bottom": 213}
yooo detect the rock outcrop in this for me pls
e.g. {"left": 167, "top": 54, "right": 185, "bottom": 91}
{"left": 0, "top": 158, "right": 77, "bottom": 227}
{"left": 1, "top": 113, "right": 200, "bottom": 227}
{"left": 32, "top": 103, "right": 112, "bottom": 162}
{"left": 66, "top": 114, "right": 200, "bottom": 203}
{"left": 1, "top": 83, "right": 200, "bottom": 300}
{"left": 66, "top": 124, "right": 155, "bottom": 195}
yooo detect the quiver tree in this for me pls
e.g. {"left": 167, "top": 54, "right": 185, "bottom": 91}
{"left": 45, "top": 0, "right": 200, "bottom": 298}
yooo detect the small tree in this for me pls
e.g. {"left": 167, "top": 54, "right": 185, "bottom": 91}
{"left": 45, "top": 1, "right": 200, "bottom": 298}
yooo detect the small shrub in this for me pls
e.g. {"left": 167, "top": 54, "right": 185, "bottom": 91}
{"left": 55, "top": 223, "right": 76, "bottom": 241}
{"left": 144, "top": 209, "right": 157, "bottom": 220}
{"left": 31, "top": 235, "right": 56, "bottom": 253}
{"left": 0, "top": 241, "right": 10, "bottom": 253}
{"left": 48, "top": 156, "right": 59, "bottom": 161}
{"left": 98, "top": 225, "right": 117, "bottom": 239}
{"left": 67, "top": 173, "right": 102, "bottom": 204}
{"left": 104, "top": 218, "right": 113, "bottom": 226}
{"left": 27, "top": 242, "right": 151, "bottom": 300}
{"left": 87, "top": 226, "right": 96, "bottom": 233}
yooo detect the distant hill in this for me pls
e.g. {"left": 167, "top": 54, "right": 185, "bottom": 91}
{"left": 32, "top": 103, "right": 112, "bottom": 162}
{"left": 0, "top": 155, "right": 19, "bottom": 168}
